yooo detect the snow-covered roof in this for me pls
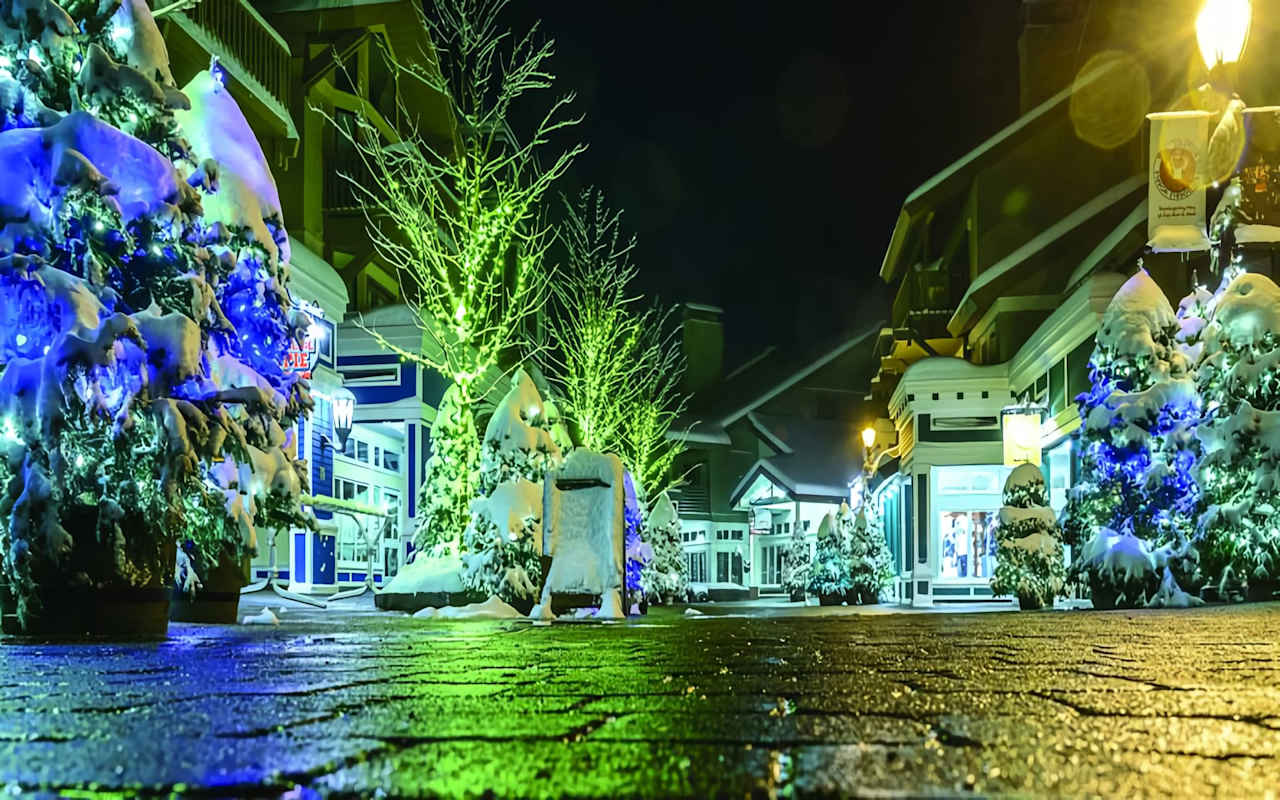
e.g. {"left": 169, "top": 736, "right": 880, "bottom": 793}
{"left": 947, "top": 175, "right": 1144, "bottom": 335}
{"left": 879, "top": 58, "right": 1125, "bottom": 283}
{"left": 286, "top": 237, "right": 348, "bottom": 320}
{"left": 727, "top": 415, "right": 862, "bottom": 506}
{"left": 676, "top": 322, "right": 882, "bottom": 438}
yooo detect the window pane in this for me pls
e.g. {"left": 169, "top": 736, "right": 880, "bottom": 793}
{"left": 357, "top": 441, "right": 369, "bottom": 462}
{"left": 384, "top": 450, "right": 400, "bottom": 471}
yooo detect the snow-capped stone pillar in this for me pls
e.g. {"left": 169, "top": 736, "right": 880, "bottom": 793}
{"left": 539, "top": 450, "right": 626, "bottom": 617}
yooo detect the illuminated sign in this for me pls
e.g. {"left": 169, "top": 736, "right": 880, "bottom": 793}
{"left": 284, "top": 334, "right": 319, "bottom": 378}
{"left": 283, "top": 305, "right": 334, "bottom": 379}
{"left": 1001, "top": 404, "right": 1044, "bottom": 467}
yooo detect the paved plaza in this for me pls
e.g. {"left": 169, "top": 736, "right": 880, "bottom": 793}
{"left": 2, "top": 597, "right": 1279, "bottom": 797}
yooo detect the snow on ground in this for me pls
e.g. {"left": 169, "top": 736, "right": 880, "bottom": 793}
{"left": 383, "top": 555, "right": 463, "bottom": 595}
{"left": 413, "top": 595, "right": 522, "bottom": 621}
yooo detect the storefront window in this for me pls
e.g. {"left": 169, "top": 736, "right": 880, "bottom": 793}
{"left": 939, "top": 511, "right": 997, "bottom": 579}
{"left": 1045, "top": 439, "right": 1072, "bottom": 514}
{"left": 933, "top": 465, "right": 1008, "bottom": 582}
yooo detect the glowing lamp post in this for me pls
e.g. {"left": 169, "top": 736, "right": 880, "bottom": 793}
{"left": 332, "top": 386, "right": 356, "bottom": 453}
{"left": 861, "top": 427, "right": 877, "bottom": 450}
{"left": 1197, "top": 0, "right": 1251, "bottom": 89}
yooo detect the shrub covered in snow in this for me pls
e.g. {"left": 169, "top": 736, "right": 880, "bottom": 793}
{"left": 640, "top": 491, "right": 687, "bottom": 604}
{"left": 479, "top": 368, "right": 563, "bottom": 493}
{"left": 848, "top": 504, "right": 894, "bottom": 603}
{"left": 990, "top": 464, "right": 1066, "bottom": 609}
{"left": 0, "top": 4, "right": 311, "bottom": 630}
{"left": 460, "top": 479, "right": 543, "bottom": 606}
{"left": 781, "top": 514, "right": 812, "bottom": 600}
{"left": 1195, "top": 272, "right": 1280, "bottom": 597}
{"left": 807, "top": 506, "right": 853, "bottom": 598}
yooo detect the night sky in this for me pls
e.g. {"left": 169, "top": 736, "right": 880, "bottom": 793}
{"left": 508, "top": 2, "right": 1022, "bottom": 366}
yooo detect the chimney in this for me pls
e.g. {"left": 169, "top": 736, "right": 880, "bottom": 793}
{"left": 680, "top": 303, "right": 724, "bottom": 395}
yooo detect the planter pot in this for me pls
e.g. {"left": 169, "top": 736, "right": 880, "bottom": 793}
{"left": 1247, "top": 581, "right": 1279, "bottom": 603}
{"left": 788, "top": 589, "right": 806, "bottom": 603}
{"left": 6, "top": 586, "right": 172, "bottom": 637}
{"left": 818, "top": 592, "right": 848, "bottom": 606}
{"left": 507, "top": 593, "right": 536, "bottom": 617}
{"left": 1087, "top": 576, "right": 1118, "bottom": 610}
{"left": 857, "top": 590, "right": 879, "bottom": 606}
{"left": 1017, "top": 594, "right": 1045, "bottom": 611}
{"left": 171, "top": 548, "right": 247, "bottom": 624}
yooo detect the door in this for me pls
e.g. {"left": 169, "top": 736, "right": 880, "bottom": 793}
{"left": 731, "top": 553, "right": 743, "bottom": 586}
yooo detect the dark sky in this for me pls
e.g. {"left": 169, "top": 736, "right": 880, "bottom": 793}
{"left": 507, "top": 2, "right": 1022, "bottom": 367}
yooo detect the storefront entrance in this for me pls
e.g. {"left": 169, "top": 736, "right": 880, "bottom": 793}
{"left": 932, "top": 464, "right": 1009, "bottom": 596}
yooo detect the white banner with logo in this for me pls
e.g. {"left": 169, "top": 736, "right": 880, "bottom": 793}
{"left": 1147, "top": 110, "right": 1212, "bottom": 253}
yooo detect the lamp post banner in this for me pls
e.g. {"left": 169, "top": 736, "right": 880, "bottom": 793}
{"left": 1146, "top": 110, "right": 1212, "bottom": 253}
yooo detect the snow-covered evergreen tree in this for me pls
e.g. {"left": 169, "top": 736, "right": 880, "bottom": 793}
{"left": 848, "top": 504, "right": 894, "bottom": 603}
{"left": 459, "top": 479, "right": 543, "bottom": 607}
{"left": 1195, "top": 272, "right": 1280, "bottom": 598}
{"left": 1064, "top": 269, "right": 1201, "bottom": 608}
{"left": 990, "top": 464, "right": 1066, "bottom": 609}
{"left": 0, "top": 3, "right": 310, "bottom": 630}
{"left": 640, "top": 491, "right": 687, "bottom": 604}
{"left": 807, "top": 507, "right": 852, "bottom": 598}
{"left": 413, "top": 384, "right": 479, "bottom": 556}
{"left": 781, "top": 516, "right": 812, "bottom": 600}
{"left": 460, "top": 369, "right": 563, "bottom": 605}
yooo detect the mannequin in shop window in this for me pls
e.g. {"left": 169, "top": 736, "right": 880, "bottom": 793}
{"left": 954, "top": 513, "right": 971, "bottom": 577}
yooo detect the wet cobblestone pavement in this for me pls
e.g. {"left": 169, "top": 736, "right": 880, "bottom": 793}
{"left": 3, "top": 598, "right": 1280, "bottom": 798}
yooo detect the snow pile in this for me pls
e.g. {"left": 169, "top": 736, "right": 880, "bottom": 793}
{"left": 1094, "top": 269, "right": 1189, "bottom": 381}
{"left": 175, "top": 70, "right": 288, "bottom": 267}
{"left": 241, "top": 607, "right": 280, "bottom": 625}
{"left": 1202, "top": 273, "right": 1280, "bottom": 352}
{"left": 480, "top": 368, "right": 562, "bottom": 490}
{"left": 382, "top": 555, "right": 464, "bottom": 596}
{"left": 109, "top": 0, "right": 174, "bottom": 87}
{"left": 413, "top": 595, "right": 521, "bottom": 621}
{"left": 990, "top": 464, "right": 1066, "bottom": 609}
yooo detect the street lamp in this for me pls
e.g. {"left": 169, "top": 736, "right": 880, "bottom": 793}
{"left": 332, "top": 386, "right": 356, "bottom": 453}
{"left": 1197, "top": 0, "right": 1251, "bottom": 88}
{"left": 861, "top": 426, "right": 876, "bottom": 450}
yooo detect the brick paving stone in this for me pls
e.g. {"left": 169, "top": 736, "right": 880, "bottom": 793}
{"left": 1, "top": 600, "right": 1279, "bottom": 796}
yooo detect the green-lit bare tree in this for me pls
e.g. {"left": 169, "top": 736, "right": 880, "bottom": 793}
{"left": 324, "top": 0, "right": 582, "bottom": 549}
{"left": 546, "top": 190, "right": 688, "bottom": 503}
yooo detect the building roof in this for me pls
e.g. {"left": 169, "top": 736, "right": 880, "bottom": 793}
{"left": 946, "top": 175, "right": 1144, "bottom": 335}
{"left": 879, "top": 57, "right": 1122, "bottom": 284}
{"left": 676, "top": 321, "right": 882, "bottom": 440}
{"left": 728, "top": 414, "right": 862, "bottom": 506}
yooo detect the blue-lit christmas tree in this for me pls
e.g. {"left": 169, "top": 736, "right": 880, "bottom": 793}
{"left": 0, "top": 2, "right": 311, "bottom": 633}
{"left": 1064, "top": 269, "right": 1202, "bottom": 608}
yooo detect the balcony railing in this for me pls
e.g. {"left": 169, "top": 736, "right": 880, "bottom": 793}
{"left": 177, "top": 0, "right": 292, "bottom": 123}
{"left": 891, "top": 264, "right": 955, "bottom": 329}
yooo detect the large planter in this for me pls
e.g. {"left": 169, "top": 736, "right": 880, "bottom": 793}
{"left": 857, "top": 590, "right": 879, "bottom": 606}
{"left": 1017, "top": 593, "right": 1046, "bottom": 611}
{"left": 818, "top": 592, "right": 849, "bottom": 606}
{"left": 788, "top": 589, "right": 806, "bottom": 603}
{"left": 171, "top": 547, "right": 247, "bottom": 624}
{"left": 3, "top": 585, "right": 172, "bottom": 637}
